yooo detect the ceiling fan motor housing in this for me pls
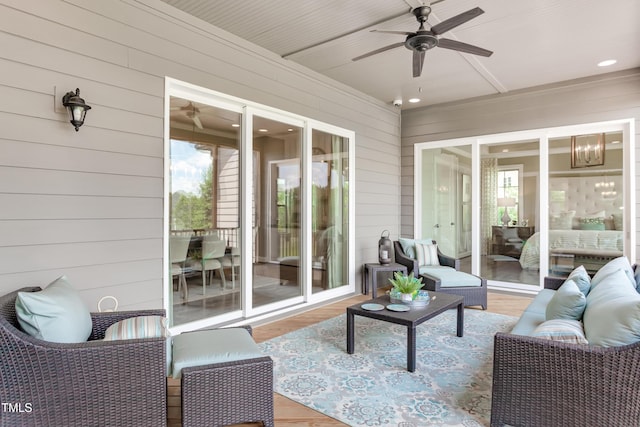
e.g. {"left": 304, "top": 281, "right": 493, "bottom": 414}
{"left": 405, "top": 33, "right": 438, "bottom": 52}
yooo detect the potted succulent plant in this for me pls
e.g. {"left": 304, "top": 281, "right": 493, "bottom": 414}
{"left": 389, "top": 272, "right": 424, "bottom": 302}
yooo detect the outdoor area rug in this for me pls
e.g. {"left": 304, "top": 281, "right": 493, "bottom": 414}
{"left": 258, "top": 309, "right": 517, "bottom": 427}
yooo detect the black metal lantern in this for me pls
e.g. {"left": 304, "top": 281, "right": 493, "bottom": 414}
{"left": 378, "top": 230, "right": 392, "bottom": 264}
{"left": 62, "top": 88, "right": 91, "bottom": 131}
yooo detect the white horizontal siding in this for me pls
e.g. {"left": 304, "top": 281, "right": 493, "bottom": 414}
{"left": 0, "top": 0, "right": 401, "bottom": 309}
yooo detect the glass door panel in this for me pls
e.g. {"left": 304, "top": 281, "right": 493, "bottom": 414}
{"left": 420, "top": 146, "right": 472, "bottom": 272}
{"left": 547, "top": 132, "right": 624, "bottom": 277}
{"left": 253, "top": 116, "right": 303, "bottom": 308}
{"left": 311, "top": 130, "right": 350, "bottom": 293}
{"left": 168, "top": 97, "right": 242, "bottom": 326}
{"left": 480, "top": 140, "right": 539, "bottom": 287}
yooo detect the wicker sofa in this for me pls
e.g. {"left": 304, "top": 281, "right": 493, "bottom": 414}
{"left": 490, "top": 271, "right": 640, "bottom": 427}
{"left": 0, "top": 287, "right": 168, "bottom": 427}
{"left": 394, "top": 240, "right": 487, "bottom": 309}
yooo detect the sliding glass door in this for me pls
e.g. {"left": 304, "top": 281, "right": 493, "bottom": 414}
{"left": 417, "top": 146, "right": 473, "bottom": 273}
{"left": 253, "top": 115, "right": 303, "bottom": 309}
{"left": 311, "top": 129, "right": 350, "bottom": 293}
{"left": 415, "top": 120, "right": 634, "bottom": 292}
{"left": 168, "top": 97, "right": 243, "bottom": 325}
{"left": 165, "top": 79, "right": 355, "bottom": 331}
{"left": 547, "top": 132, "right": 624, "bottom": 277}
{"left": 479, "top": 139, "right": 539, "bottom": 290}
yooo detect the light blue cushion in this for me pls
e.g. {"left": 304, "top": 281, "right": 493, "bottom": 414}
{"left": 419, "top": 266, "right": 481, "bottom": 287}
{"left": 583, "top": 268, "right": 640, "bottom": 347}
{"left": 545, "top": 279, "right": 586, "bottom": 321}
{"left": 171, "top": 328, "right": 263, "bottom": 378}
{"left": 566, "top": 265, "right": 591, "bottom": 296}
{"left": 524, "top": 289, "right": 556, "bottom": 315}
{"left": 511, "top": 311, "right": 546, "bottom": 336}
{"left": 590, "top": 256, "right": 635, "bottom": 290}
{"left": 398, "top": 237, "right": 434, "bottom": 259}
{"left": 510, "top": 289, "right": 555, "bottom": 336}
{"left": 15, "top": 276, "right": 92, "bottom": 343}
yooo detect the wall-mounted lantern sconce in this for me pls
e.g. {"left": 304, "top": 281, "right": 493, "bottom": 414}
{"left": 62, "top": 88, "right": 91, "bottom": 131}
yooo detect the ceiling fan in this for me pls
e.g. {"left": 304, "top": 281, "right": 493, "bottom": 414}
{"left": 171, "top": 101, "right": 203, "bottom": 129}
{"left": 352, "top": 5, "right": 493, "bottom": 77}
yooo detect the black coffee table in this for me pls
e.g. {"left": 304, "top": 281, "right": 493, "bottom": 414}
{"left": 346, "top": 292, "right": 464, "bottom": 372}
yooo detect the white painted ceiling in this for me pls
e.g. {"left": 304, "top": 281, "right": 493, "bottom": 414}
{"left": 160, "top": 0, "right": 640, "bottom": 109}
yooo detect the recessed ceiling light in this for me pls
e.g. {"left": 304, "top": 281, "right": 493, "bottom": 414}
{"left": 231, "top": 123, "right": 240, "bottom": 128}
{"left": 611, "top": 140, "right": 621, "bottom": 144}
{"left": 598, "top": 59, "right": 617, "bottom": 67}
{"left": 258, "top": 128, "right": 268, "bottom": 132}
{"left": 287, "top": 128, "right": 294, "bottom": 132}
{"left": 408, "top": 98, "right": 420, "bottom": 103}
{"left": 502, "top": 149, "right": 509, "bottom": 153}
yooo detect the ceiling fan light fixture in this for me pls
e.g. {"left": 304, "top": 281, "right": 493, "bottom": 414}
{"left": 405, "top": 34, "right": 438, "bottom": 52}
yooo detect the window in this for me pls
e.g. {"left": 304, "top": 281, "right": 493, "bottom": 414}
{"left": 497, "top": 167, "right": 522, "bottom": 224}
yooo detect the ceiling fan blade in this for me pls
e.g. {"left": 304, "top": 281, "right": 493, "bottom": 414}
{"left": 431, "top": 7, "right": 484, "bottom": 35}
{"left": 371, "top": 29, "right": 413, "bottom": 36}
{"left": 352, "top": 42, "right": 405, "bottom": 61}
{"left": 192, "top": 115, "right": 203, "bottom": 129}
{"left": 437, "top": 38, "right": 493, "bottom": 57}
{"left": 412, "top": 50, "right": 426, "bottom": 78}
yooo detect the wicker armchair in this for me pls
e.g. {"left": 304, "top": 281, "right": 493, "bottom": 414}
{"left": 0, "top": 287, "right": 167, "bottom": 427}
{"left": 490, "top": 277, "right": 640, "bottom": 427}
{"left": 394, "top": 240, "right": 487, "bottom": 309}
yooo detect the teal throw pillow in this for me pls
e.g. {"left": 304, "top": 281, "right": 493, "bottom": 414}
{"left": 566, "top": 265, "right": 591, "bottom": 296}
{"left": 579, "top": 217, "right": 605, "bottom": 230}
{"left": 583, "top": 268, "right": 640, "bottom": 347}
{"left": 590, "top": 256, "right": 635, "bottom": 290}
{"left": 532, "top": 319, "right": 588, "bottom": 344}
{"left": 15, "top": 276, "right": 92, "bottom": 343}
{"left": 545, "top": 278, "right": 586, "bottom": 321}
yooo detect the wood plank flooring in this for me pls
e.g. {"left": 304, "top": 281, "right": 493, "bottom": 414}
{"left": 167, "top": 288, "right": 533, "bottom": 426}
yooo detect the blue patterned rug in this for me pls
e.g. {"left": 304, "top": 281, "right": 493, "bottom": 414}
{"left": 259, "top": 309, "right": 517, "bottom": 427}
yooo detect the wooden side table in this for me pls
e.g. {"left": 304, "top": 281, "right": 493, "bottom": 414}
{"left": 362, "top": 262, "right": 408, "bottom": 298}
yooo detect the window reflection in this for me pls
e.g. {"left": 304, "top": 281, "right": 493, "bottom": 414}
{"left": 311, "top": 130, "right": 349, "bottom": 293}
{"left": 169, "top": 97, "right": 242, "bottom": 325}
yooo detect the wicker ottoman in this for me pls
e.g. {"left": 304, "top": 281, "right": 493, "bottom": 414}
{"left": 172, "top": 328, "right": 274, "bottom": 427}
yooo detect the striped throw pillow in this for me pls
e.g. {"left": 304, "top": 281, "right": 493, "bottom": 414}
{"left": 103, "top": 315, "right": 170, "bottom": 341}
{"left": 532, "top": 319, "right": 588, "bottom": 344}
{"left": 415, "top": 242, "right": 440, "bottom": 267}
